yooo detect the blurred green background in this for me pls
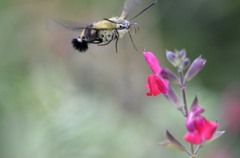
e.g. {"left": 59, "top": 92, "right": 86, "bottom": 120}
{"left": 0, "top": 0, "right": 239, "bottom": 157}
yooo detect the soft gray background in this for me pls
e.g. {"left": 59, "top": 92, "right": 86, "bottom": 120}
{"left": 0, "top": 0, "right": 239, "bottom": 157}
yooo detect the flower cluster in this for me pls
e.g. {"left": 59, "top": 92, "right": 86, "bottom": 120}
{"left": 143, "top": 50, "right": 224, "bottom": 157}
{"left": 184, "top": 97, "right": 218, "bottom": 144}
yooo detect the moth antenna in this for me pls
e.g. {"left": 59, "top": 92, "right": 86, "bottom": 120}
{"left": 129, "top": 0, "right": 158, "bottom": 21}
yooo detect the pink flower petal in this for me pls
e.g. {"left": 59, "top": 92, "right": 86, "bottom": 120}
{"left": 146, "top": 74, "right": 168, "bottom": 96}
{"left": 194, "top": 117, "right": 218, "bottom": 140}
{"left": 143, "top": 51, "right": 161, "bottom": 75}
{"left": 184, "top": 131, "right": 202, "bottom": 144}
{"left": 186, "top": 104, "right": 205, "bottom": 132}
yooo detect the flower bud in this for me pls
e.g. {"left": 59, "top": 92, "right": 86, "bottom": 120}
{"left": 178, "top": 49, "right": 187, "bottom": 59}
{"left": 184, "top": 56, "right": 206, "bottom": 81}
{"left": 166, "top": 50, "right": 178, "bottom": 67}
{"left": 179, "top": 58, "right": 190, "bottom": 70}
{"left": 160, "top": 68, "right": 179, "bottom": 84}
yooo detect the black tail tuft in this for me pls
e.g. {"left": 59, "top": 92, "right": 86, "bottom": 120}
{"left": 72, "top": 38, "right": 88, "bottom": 52}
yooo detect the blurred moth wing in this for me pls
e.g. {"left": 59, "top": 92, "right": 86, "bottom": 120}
{"left": 45, "top": 17, "right": 87, "bottom": 32}
{"left": 120, "top": 0, "right": 141, "bottom": 19}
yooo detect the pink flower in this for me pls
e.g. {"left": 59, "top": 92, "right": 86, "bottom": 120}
{"left": 183, "top": 97, "right": 218, "bottom": 144}
{"left": 143, "top": 51, "right": 169, "bottom": 96}
{"left": 146, "top": 74, "right": 168, "bottom": 96}
{"left": 184, "top": 117, "right": 218, "bottom": 144}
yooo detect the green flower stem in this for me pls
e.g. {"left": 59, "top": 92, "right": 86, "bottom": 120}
{"left": 178, "top": 69, "right": 195, "bottom": 158}
{"left": 178, "top": 69, "right": 188, "bottom": 117}
{"left": 194, "top": 145, "right": 202, "bottom": 155}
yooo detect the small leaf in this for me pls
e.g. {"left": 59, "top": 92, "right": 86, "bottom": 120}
{"left": 159, "top": 140, "right": 186, "bottom": 152}
{"left": 191, "top": 96, "right": 199, "bottom": 108}
{"left": 159, "top": 130, "right": 186, "bottom": 151}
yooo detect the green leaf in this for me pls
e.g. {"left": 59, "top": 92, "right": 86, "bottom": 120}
{"left": 159, "top": 130, "right": 186, "bottom": 152}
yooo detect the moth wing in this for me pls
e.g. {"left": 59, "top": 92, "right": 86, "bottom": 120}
{"left": 45, "top": 17, "right": 89, "bottom": 32}
{"left": 45, "top": 17, "right": 111, "bottom": 32}
{"left": 120, "top": 0, "right": 142, "bottom": 19}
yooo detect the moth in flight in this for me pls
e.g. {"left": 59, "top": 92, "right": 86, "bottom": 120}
{"left": 52, "top": 0, "right": 158, "bottom": 52}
